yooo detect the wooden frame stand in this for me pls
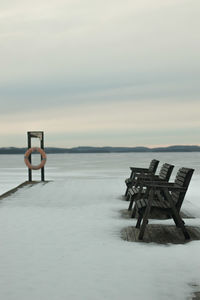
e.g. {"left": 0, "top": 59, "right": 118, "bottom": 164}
{"left": 27, "top": 131, "right": 45, "bottom": 182}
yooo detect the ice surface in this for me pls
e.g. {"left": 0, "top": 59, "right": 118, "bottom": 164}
{"left": 0, "top": 153, "right": 200, "bottom": 299}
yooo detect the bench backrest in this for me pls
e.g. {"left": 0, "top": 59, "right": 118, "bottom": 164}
{"left": 148, "top": 159, "right": 159, "bottom": 174}
{"left": 158, "top": 163, "right": 174, "bottom": 181}
{"left": 172, "top": 167, "right": 194, "bottom": 211}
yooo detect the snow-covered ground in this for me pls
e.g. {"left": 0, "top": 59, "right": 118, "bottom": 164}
{"left": 0, "top": 153, "right": 200, "bottom": 300}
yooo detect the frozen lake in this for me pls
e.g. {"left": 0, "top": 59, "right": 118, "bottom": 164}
{"left": 0, "top": 153, "right": 200, "bottom": 300}
{"left": 0, "top": 152, "right": 200, "bottom": 194}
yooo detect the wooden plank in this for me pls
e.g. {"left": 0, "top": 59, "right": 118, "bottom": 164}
{"left": 149, "top": 225, "right": 167, "bottom": 244}
{"left": 192, "top": 291, "right": 200, "bottom": 300}
{"left": 187, "top": 227, "right": 200, "bottom": 240}
{"left": 159, "top": 169, "right": 168, "bottom": 176}
{"left": 161, "top": 226, "right": 183, "bottom": 244}
{"left": 144, "top": 226, "right": 152, "bottom": 243}
{"left": 121, "top": 225, "right": 200, "bottom": 244}
{"left": 121, "top": 228, "right": 129, "bottom": 241}
{"left": 175, "top": 179, "right": 185, "bottom": 186}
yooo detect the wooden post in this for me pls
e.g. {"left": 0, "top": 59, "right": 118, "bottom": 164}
{"left": 27, "top": 132, "right": 32, "bottom": 182}
{"left": 40, "top": 132, "right": 45, "bottom": 182}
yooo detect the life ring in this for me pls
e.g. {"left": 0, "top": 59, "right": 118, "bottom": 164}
{"left": 24, "top": 147, "right": 47, "bottom": 170}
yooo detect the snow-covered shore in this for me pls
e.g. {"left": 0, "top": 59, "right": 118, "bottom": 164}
{"left": 0, "top": 153, "right": 200, "bottom": 299}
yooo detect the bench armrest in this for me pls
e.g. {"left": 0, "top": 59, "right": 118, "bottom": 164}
{"left": 130, "top": 167, "right": 149, "bottom": 172}
{"left": 145, "top": 181, "right": 172, "bottom": 186}
{"left": 137, "top": 174, "right": 159, "bottom": 180}
{"left": 146, "top": 182, "right": 187, "bottom": 192}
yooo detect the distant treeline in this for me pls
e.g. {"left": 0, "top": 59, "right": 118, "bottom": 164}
{"left": 0, "top": 145, "right": 200, "bottom": 154}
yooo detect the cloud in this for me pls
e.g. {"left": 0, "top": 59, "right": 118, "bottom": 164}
{"left": 0, "top": 0, "right": 200, "bottom": 82}
{"left": 0, "top": 98, "right": 199, "bottom": 140}
{"left": 0, "top": 0, "right": 199, "bottom": 146}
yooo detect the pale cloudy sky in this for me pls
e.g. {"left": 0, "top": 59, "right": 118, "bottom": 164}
{"left": 0, "top": 0, "right": 199, "bottom": 147}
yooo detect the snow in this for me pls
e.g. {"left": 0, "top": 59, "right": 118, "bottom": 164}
{"left": 0, "top": 153, "right": 200, "bottom": 300}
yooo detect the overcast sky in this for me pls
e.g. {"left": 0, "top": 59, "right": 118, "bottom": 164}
{"left": 0, "top": 0, "right": 199, "bottom": 147}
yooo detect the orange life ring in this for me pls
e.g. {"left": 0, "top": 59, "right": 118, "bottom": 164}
{"left": 24, "top": 147, "right": 47, "bottom": 170}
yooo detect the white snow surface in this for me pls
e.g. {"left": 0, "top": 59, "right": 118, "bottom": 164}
{"left": 0, "top": 153, "right": 200, "bottom": 300}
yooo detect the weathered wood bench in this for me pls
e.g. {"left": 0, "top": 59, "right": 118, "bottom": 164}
{"left": 133, "top": 167, "right": 194, "bottom": 240}
{"left": 124, "top": 159, "right": 159, "bottom": 197}
{"left": 127, "top": 163, "right": 174, "bottom": 213}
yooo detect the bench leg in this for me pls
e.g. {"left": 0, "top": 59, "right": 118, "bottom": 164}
{"left": 124, "top": 187, "right": 129, "bottom": 197}
{"left": 128, "top": 195, "right": 135, "bottom": 211}
{"left": 138, "top": 190, "right": 154, "bottom": 240}
{"left": 136, "top": 211, "right": 143, "bottom": 228}
{"left": 130, "top": 190, "right": 142, "bottom": 215}
{"left": 125, "top": 185, "right": 132, "bottom": 198}
{"left": 126, "top": 192, "right": 131, "bottom": 202}
{"left": 164, "top": 188, "right": 190, "bottom": 240}
{"left": 171, "top": 213, "right": 179, "bottom": 227}
{"left": 131, "top": 205, "right": 137, "bottom": 218}
{"left": 171, "top": 207, "right": 190, "bottom": 239}
{"left": 138, "top": 206, "right": 150, "bottom": 240}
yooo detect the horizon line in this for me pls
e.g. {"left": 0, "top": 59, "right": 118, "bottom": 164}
{"left": 0, "top": 144, "right": 200, "bottom": 149}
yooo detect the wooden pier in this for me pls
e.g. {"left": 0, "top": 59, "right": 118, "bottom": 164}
{"left": 0, "top": 181, "right": 49, "bottom": 201}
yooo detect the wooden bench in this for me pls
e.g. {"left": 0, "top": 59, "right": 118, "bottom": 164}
{"left": 127, "top": 163, "right": 174, "bottom": 213}
{"left": 133, "top": 167, "right": 194, "bottom": 240}
{"left": 124, "top": 159, "right": 159, "bottom": 197}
